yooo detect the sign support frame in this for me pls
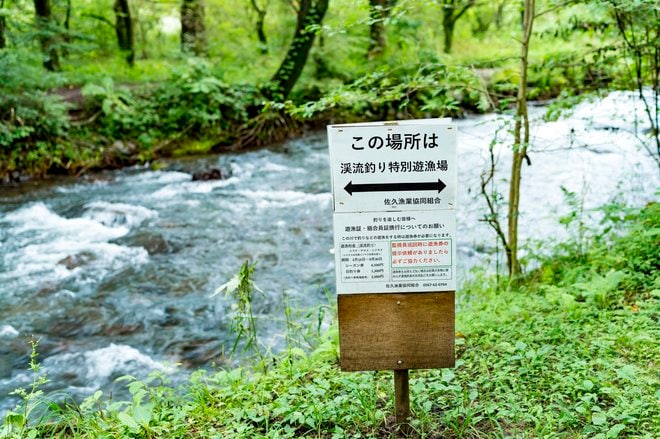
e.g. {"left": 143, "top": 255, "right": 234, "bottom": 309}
{"left": 394, "top": 369, "right": 411, "bottom": 434}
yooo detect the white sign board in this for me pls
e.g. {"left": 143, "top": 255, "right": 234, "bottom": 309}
{"left": 328, "top": 120, "right": 456, "bottom": 213}
{"left": 328, "top": 119, "right": 457, "bottom": 294}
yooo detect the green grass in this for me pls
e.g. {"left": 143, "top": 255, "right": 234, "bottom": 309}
{"left": 2, "top": 203, "right": 658, "bottom": 438}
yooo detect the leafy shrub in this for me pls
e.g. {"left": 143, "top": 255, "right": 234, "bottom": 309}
{"left": 0, "top": 90, "right": 70, "bottom": 176}
{"left": 151, "top": 60, "right": 260, "bottom": 135}
{"left": 593, "top": 202, "right": 660, "bottom": 295}
{"left": 0, "top": 91, "right": 69, "bottom": 147}
{"left": 289, "top": 64, "right": 491, "bottom": 122}
{"left": 81, "top": 60, "right": 263, "bottom": 147}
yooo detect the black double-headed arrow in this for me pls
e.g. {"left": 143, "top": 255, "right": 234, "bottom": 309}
{"left": 344, "top": 179, "right": 446, "bottom": 195}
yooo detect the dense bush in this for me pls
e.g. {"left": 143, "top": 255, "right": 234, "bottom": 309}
{"left": 289, "top": 63, "right": 491, "bottom": 122}
{"left": 0, "top": 90, "right": 70, "bottom": 177}
{"left": 81, "top": 61, "right": 263, "bottom": 146}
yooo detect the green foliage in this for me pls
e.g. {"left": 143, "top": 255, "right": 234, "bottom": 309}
{"left": 591, "top": 201, "right": 660, "bottom": 295}
{"left": 1, "top": 0, "right": 657, "bottom": 180}
{"left": 1, "top": 338, "right": 49, "bottom": 438}
{"left": 536, "top": 199, "right": 659, "bottom": 300}
{"left": 0, "top": 90, "right": 70, "bottom": 176}
{"left": 212, "top": 260, "right": 267, "bottom": 369}
{"left": 290, "top": 63, "right": 490, "bottom": 121}
{"left": 81, "top": 60, "right": 261, "bottom": 146}
{"left": 149, "top": 60, "right": 259, "bottom": 136}
{"left": 557, "top": 185, "right": 590, "bottom": 256}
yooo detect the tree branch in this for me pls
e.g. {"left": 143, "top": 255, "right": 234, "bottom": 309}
{"left": 81, "top": 13, "right": 115, "bottom": 28}
{"left": 454, "top": 0, "right": 475, "bottom": 21}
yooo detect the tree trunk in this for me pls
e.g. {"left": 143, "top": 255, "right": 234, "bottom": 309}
{"left": 181, "top": 0, "right": 206, "bottom": 55}
{"left": 494, "top": 0, "right": 507, "bottom": 30}
{"left": 507, "top": 0, "right": 534, "bottom": 277}
{"left": 249, "top": 0, "right": 268, "bottom": 54}
{"left": 442, "top": 13, "right": 454, "bottom": 54}
{"left": 61, "top": 0, "right": 71, "bottom": 56}
{"left": 441, "top": 0, "right": 474, "bottom": 54}
{"left": 268, "top": 0, "right": 329, "bottom": 100}
{"left": 114, "top": 0, "right": 134, "bottom": 65}
{"left": 34, "top": 0, "right": 60, "bottom": 71}
{"left": 367, "top": 0, "right": 395, "bottom": 59}
{"left": 1, "top": 0, "right": 7, "bottom": 49}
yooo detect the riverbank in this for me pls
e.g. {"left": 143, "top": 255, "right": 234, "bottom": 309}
{"left": 2, "top": 202, "right": 657, "bottom": 437}
{"left": 0, "top": 63, "right": 467, "bottom": 183}
{"left": 1, "top": 56, "right": 609, "bottom": 184}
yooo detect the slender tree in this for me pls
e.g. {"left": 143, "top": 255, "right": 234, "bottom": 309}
{"left": 114, "top": 0, "right": 134, "bottom": 65}
{"left": 268, "top": 0, "right": 329, "bottom": 100}
{"left": 606, "top": 0, "right": 659, "bottom": 168}
{"left": 507, "top": 0, "right": 535, "bottom": 276}
{"left": 0, "top": 0, "right": 6, "bottom": 49}
{"left": 34, "top": 0, "right": 61, "bottom": 71}
{"left": 249, "top": 0, "right": 268, "bottom": 54}
{"left": 367, "top": 0, "right": 397, "bottom": 59}
{"left": 181, "top": 0, "right": 206, "bottom": 55}
{"left": 480, "top": 0, "right": 535, "bottom": 278}
{"left": 439, "top": 0, "right": 475, "bottom": 54}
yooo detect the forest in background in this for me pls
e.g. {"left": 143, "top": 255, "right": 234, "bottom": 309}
{"left": 1, "top": 0, "right": 658, "bottom": 182}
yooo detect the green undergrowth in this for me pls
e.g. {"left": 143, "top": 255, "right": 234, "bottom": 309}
{"left": 0, "top": 59, "right": 488, "bottom": 181}
{"left": 0, "top": 47, "right": 620, "bottom": 182}
{"left": 2, "top": 203, "right": 659, "bottom": 438}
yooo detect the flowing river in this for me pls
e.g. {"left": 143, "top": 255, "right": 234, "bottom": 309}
{"left": 0, "top": 92, "right": 658, "bottom": 413}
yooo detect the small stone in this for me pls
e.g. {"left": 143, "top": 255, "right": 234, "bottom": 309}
{"left": 192, "top": 168, "right": 223, "bottom": 181}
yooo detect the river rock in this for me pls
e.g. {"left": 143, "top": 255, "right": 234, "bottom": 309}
{"left": 58, "top": 251, "right": 95, "bottom": 269}
{"left": 114, "top": 232, "right": 176, "bottom": 255}
{"left": 1, "top": 171, "right": 21, "bottom": 184}
{"left": 192, "top": 168, "right": 222, "bottom": 181}
{"left": 110, "top": 140, "right": 137, "bottom": 156}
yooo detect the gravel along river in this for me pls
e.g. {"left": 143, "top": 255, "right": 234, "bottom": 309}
{"left": 0, "top": 92, "right": 657, "bottom": 412}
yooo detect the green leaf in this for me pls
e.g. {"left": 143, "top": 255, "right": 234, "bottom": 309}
{"left": 288, "top": 347, "right": 307, "bottom": 359}
{"left": 117, "top": 411, "right": 140, "bottom": 431}
{"left": 133, "top": 403, "right": 153, "bottom": 426}
{"left": 81, "top": 83, "right": 109, "bottom": 97}
{"left": 616, "top": 365, "right": 635, "bottom": 381}
{"left": 592, "top": 411, "right": 607, "bottom": 426}
{"left": 211, "top": 275, "right": 240, "bottom": 297}
{"left": 607, "top": 424, "right": 626, "bottom": 438}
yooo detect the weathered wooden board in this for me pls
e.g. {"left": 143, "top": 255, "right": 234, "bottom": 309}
{"left": 338, "top": 292, "right": 454, "bottom": 371}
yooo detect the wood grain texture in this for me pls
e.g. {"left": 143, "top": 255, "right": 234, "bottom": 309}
{"left": 338, "top": 292, "right": 454, "bottom": 371}
{"left": 394, "top": 370, "right": 411, "bottom": 427}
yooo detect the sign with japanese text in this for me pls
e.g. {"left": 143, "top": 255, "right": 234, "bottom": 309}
{"left": 328, "top": 119, "right": 457, "bottom": 294}
{"left": 328, "top": 119, "right": 456, "bottom": 213}
{"left": 334, "top": 210, "right": 456, "bottom": 293}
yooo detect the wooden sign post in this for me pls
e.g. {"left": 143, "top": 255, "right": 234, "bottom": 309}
{"left": 328, "top": 119, "right": 457, "bottom": 432}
